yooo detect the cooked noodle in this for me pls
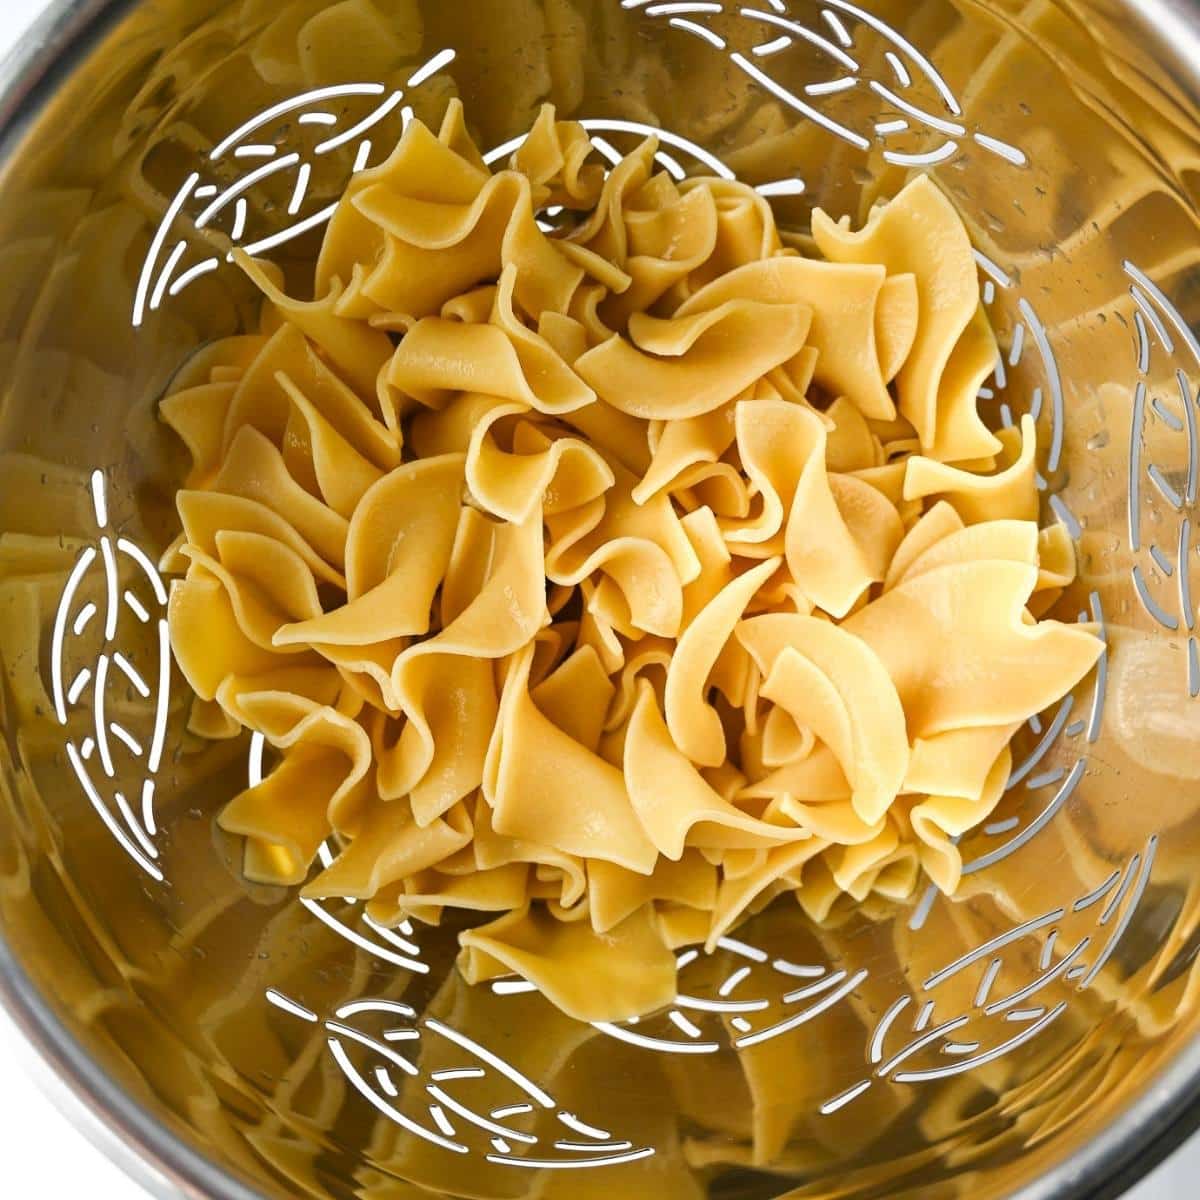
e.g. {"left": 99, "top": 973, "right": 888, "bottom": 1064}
{"left": 162, "top": 102, "right": 1102, "bottom": 1021}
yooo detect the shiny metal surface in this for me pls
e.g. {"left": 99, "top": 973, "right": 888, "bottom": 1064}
{"left": 1, "top": 1, "right": 1200, "bottom": 1197}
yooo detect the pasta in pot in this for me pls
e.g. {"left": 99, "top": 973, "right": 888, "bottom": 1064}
{"left": 161, "top": 101, "right": 1103, "bottom": 1023}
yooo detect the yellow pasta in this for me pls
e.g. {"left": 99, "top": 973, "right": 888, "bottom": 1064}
{"left": 162, "top": 102, "right": 1104, "bottom": 1022}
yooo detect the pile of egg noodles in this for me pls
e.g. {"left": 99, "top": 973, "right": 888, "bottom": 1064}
{"left": 162, "top": 101, "right": 1102, "bottom": 1022}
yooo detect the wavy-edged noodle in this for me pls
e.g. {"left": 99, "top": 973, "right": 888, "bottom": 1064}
{"left": 845, "top": 560, "right": 1104, "bottom": 738}
{"left": 933, "top": 303, "right": 1004, "bottom": 464}
{"left": 585, "top": 531, "right": 686, "bottom": 641}
{"left": 215, "top": 425, "right": 349, "bottom": 568}
{"left": 197, "top": 534, "right": 322, "bottom": 648}
{"left": 679, "top": 505, "right": 737, "bottom": 626}
{"left": 492, "top": 420, "right": 614, "bottom": 519}
{"left": 168, "top": 334, "right": 266, "bottom": 393}
{"left": 187, "top": 695, "right": 243, "bottom": 740}
{"left": 831, "top": 473, "right": 907, "bottom": 583}
{"left": 416, "top": 391, "right": 614, "bottom": 524}
{"left": 575, "top": 298, "right": 812, "bottom": 420}
{"left": 825, "top": 396, "right": 881, "bottom": 474}
{"left": 709, "top": 839, "right": 829, "bottom": 950}
{"left": 494, "top": 260, "right": 598, "bottom": 405}
{"left": 388, "top": 315, "right": 594, "bottom": 416}
{"left": 568, "top": 135, "right": 657, "bottom": 267}
{"left": 744, "top": 560, "right": 814, "bottom": 621}
{"left": 438, "top": 506, "right": 494, "bottom": 629}
{"left": 160, "top": 381, "right": 236, "bottom": 488}
{"left": 557, "top": 393, "right": 651, "bottom": 476}
{"left": 431, "top": 97, "right": 489, "bottom": 175}
{"left": 665, "top": 557, "right": 781, "bottom": 768}
{"left": 511, "top": 105, "right": 604, "bottom": 210}
{"left": 236, "top": 253, "right": 393, "bottom": 401}
{"left": 329, "top": 109, "right": 584, "bottom": 321}
{"left": 169, "top": 568, "right": 292, "bottom": 700}
{"left": 537, "top": 308, "right": 589, "bottom": 364}
{"left": 740, "top": 615, "right": 908, "bottom": 825}
{"left": 769, "top": 346, "right": 821, "bottom": 411}
{"left": 164, "top": 108, "right": 1104, "bottom": 1023}
{"left": 904, "top": 414, "right": 1039, "bottom": 524}
{"left": 527, "top": 621, "right": 576, "bottom": 691}
{"left": 780, "top": 797, "right": 886, "bottom": 847}
{"left": 723, "top": 398, "right": 821, "bottom": 556}
{"left": 1038, "top": 523, "right": 1077, "bottom": 590}
{"left": 215, "top": 666, "right": 343, "bottom": 729}
{"left": 473, "top": 796, "right": 587, "bottom": 911}
{"left": 317, "top": 104, "right": 488, "bottom": 304}
{"left": 782, "top": 405, "right": 902, "bottom": 617}
{"left": 575, "top": 581, "right": 626, "bottom": 678}
{"left": 306, "top": 799, "right": 473, "bottom": 900}
{"left": 605, "top": 637, "right": 674, "bottom": 733}
{"left": 910, "top": 747, "right": 1012, "bottom": 894}
{"left": 603, "top": 182, "right": 720, "bottom": 327}
{"left": 380, "top": 654, "right": 495, "bottom": 820}
{"left": 589, "top": 853, "right": 717, "bottom": 934}
{"left": 409, "top": 390, "right": 512, "bottom": 464}
{"left": 884, "top": 500, "right": 964, "bottom": 590}
{"left": 236, "top": 686, "right": 366, "bottom": 753}
{"left": 895, "top": 518, "right": 1040, "bottom": 585}
{"left": 346, "top": 456, "right": 463, "bottom": 608}
{"left": 174, "top": 490, "right": 347, "bottom": 591}
{"left": 740, "top": 742, "right": 851, "bottom": 803}
{"left": 274, "top": 456, "right": 465, "bottom": 646}
{"left": 851, "top": 458, "right": 911, "bottom": 508}
{"left": 1030, "top": 522, "right": 1078, "bottom": 619}
{"left": 221, "top": 695, "right": 373, "bottom": 882}
{"left": 625, "top": 681, "right": 811, "bottom": 859}
{"left": 385, "top": 507, "right": 547, "bottom": 821}
{"left": 813, "top": 175, "right": 999, "bottom": 461}
{"left": 674, "top": 257, "right": 898, "bottom": 422}
{"left": 379, "top": 163, "right": 580, "bottom": 324}
{"left": 276, "top": 375, "right": 383, "bottom": 519}
{"left": 760, "top": 703, "right": 815, "bottom": 767}
{"left": 876, "top": 273, "right": 920, "bottom": 383}
{"left": 905, "top": 724, "right": 1019, "bottom": 804}
{"left": 363, "top": 167, "right": 584, "bottom": 322}
{"left": 220, "top": 746, "right": 346, "bottom": 886}
{"left": 367, "top": 863, "right": 532, "bottom": 929}
{"left": 545, "top": 460, "right": 698, "bottom": 639}
{"left": 681, "top": 177, "right": 781, "bottom": 291}
{"left": 673, "top": 463, "right": 754, "bottom": 525}
{"left": 458, "top": 904, "right": 676, "bottom": 1023}
{"left": 634, "top": 403, "right": 736, "bottom": 507}
{"left": 440, "top": 284, "right": 497, "bottom": 324}
{"left": 791, "top": 857, "right": 843, "bottom": 925}
{"left": 711, "top": 842, "right": 767, "bottom": 883}
{"left": 643, "top": 410, "right": 734, "bottom": 508}
{"left": 828, "top": 823, "right": 912, "bottom": 900}
{"left": 316, "top": 637, "right": 408, "bottom": 715}
{"left": 558, "top": 239, "right": 636, "bottom": 298}
{"left": 485, "top": 645, "right": 657, "bottom": 874}
{"left": 657, "top": 905, "right": 713, "bottom": 951}
{"left": 222, "top": 323, "right": 400, "bottom": 469}
{"left": 531, "top": 645, "right": 616, "bottom": 754}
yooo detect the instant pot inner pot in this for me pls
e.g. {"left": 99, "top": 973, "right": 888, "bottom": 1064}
{"left": 1, "top": 1, "right": 1200, "bottom": 1197}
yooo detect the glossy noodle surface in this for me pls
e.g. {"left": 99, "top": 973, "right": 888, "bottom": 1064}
{"left": 162, "top": 104, "right": 1102, "bottom": 1021}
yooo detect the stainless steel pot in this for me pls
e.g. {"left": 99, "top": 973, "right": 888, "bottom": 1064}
{"left": 2, "top": 1, "right": 1200, "bottom": 1196}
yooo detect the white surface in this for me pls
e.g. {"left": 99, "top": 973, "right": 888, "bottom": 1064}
{"left": 0, "top": 1, "right": 1196, "bottom": 1197}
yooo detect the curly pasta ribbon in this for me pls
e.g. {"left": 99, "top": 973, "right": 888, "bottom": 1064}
{"left": 162, "top": 105, "right": 1103, "bottom": 1022}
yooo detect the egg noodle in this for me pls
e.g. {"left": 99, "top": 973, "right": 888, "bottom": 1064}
{"left": 161, "top": 102, "right": 1102, "bottom": 1022}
